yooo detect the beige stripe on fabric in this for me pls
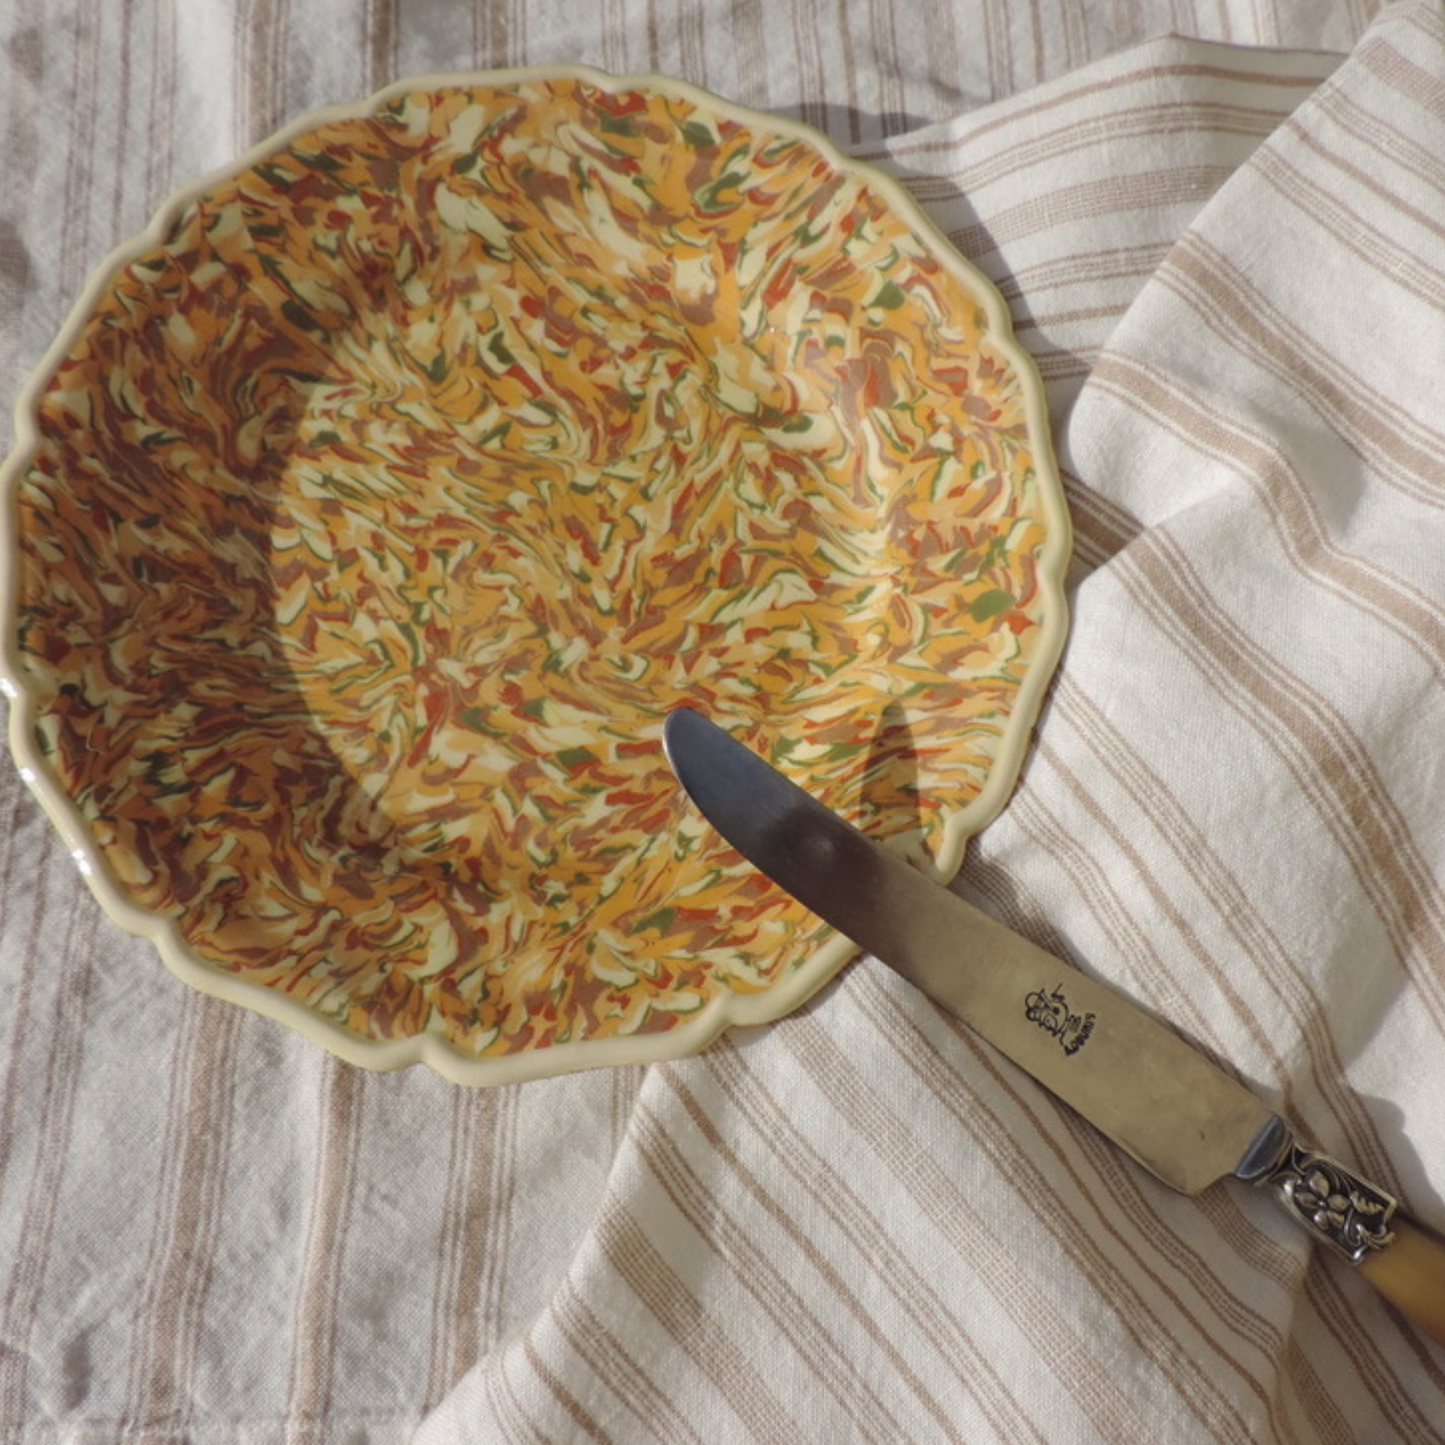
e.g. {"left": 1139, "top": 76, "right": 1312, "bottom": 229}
{"left": 519, "top": 1332, "right": 611, "bottom": 1444}
{"left": 1161, "top": 238, "right": 1445, "bottom": 504}
{"left": 0, "top": 822, "right": 58, "bottom": 1211}
{"left": 483, "top": 1088, "right": 521, "bottom": 1355}
{"left": 1087, "top": 347, "right": 1445, "bottom": 719}
{"left": 142, "top": 0, "right": 178, "bottom": 233}
{"left": 282, "top": 1060, "right": 367, "bottom": 1437}
{"left": 1319, "top": 56, "right": 1445, "bottom": 197}
{"left": 675, "top": 0, "right": 708, "bottom": 94}
{"left": 1360, "top": 6, "right": 1445, "bottom": 115}
{"left": 549, "top": 1276, "right": 719, "bottom": 1445}
{"left": 119, "top": 994, "right": 244, "bottom": 1433}
{"left": 56, "top": 0, "right": 103, "bottom": 306}
{"left": 236, "top": 0, "right": 291, "bottom": 151}
{"left": 1048, "top": 678, "right": 1398, "bottom": 1186}
{"left": 842, "top": 970, "right": 1279, "bottom": 1445}
{"left": 107, "top": 0, "right": 144, "bottom": 230}
{"left": 916, "top": 0, "right": 963, "bottom": 113}
{"left": 1060, "top": 1124, "right": 1362, "bottom": 1445}
{"left": 599, "top": 0, "right": 630, "bottom": 74}
{"left": 0, "top": 12, "right": 42, "bottom": 397}
{"left": 877, "top": 54, "right": 1336, "bottom": 171}
{"left": 697, "top": 1040, "right": 1053, "bottom": 1445}
{"left": 590, "top": 1194, "right": 801, "bottom": 1441}
{"left": 1253, "top": 142, "right": 1445, "bottom": 311}
{"left": 827, "top": 0, "right": 868, "bottom": 145}
{"left": 1114, "top": 531, "right": 1445, "bottom": 1037}
{"left": 986, "top": 779, "right": 1444, "bottom": 1437}
{"left": 474, "top": 0, "right": 527, "bottom": 71}
{"left": 782, "top": 0, "right": 828, "bottom": 134}
{"left": 476, "top": 1358, "right": 526, "bottom": 1443}
{"left": 899, "top": 96, "right": 1322, "bottom": 199}
{"left": 632, "top": 1093, "right": 921, "bottom": 1444}
{"left": 980, "top": 0, "right": 1014, "bottom": 100}
{"left": 1002, "top": 777, "right": 1234, "bottom": 1052}
{"left": 999, "top": 242, "right": 1177, "bottom": 301}
{"left": 9, "top": 6, "right": 1445, "bottom": 1442}
{"left": 783, "top": 999, "right": 1164, "bottom": 1441}
{"left": 948, "top": 163, "right": 1237, "bottom": 262}
{"left": 729, "top": 0, "right": 770, "bottom": 114}
{"left": 0, "top": 906, "right": 101, "bottom": 1417}
{"left": 1062, "top": 469, "right": 1143, "bottom": 571}
{"left": 1307, "top": 1262, "right": 1445, "bottom": 1439}
{"left": 863, "top": 0, "right": 907, "bottom": 133}
{"left": 368, "top": 0, "right": 399, "bottom": 88}
{"left": 425, "top": 1087, "right": 507, "bottom": 1406}
{"left": 477, "top": 1344, "right": 550, "bottom": 1445}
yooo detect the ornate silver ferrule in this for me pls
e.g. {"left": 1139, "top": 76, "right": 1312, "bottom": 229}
{"left": 1264, "top": 1142, "right": 1397, "bottom": 1263}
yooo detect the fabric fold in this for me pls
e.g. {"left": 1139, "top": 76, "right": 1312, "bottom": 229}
{"left": 414, "top": 10, "right": 1445, "bottom": 1438}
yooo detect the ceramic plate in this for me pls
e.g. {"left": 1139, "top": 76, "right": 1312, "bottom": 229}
{"left": 0, "top": 68, "right": 1069, "bottom": 1083}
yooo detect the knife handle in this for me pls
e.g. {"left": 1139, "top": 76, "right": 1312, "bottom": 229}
{"left": 1355, "top": 1215, "right": 1445, "bottom": 1348}
{"left": 1261, "top": 1141, "right": 1445, "bottom": 1348}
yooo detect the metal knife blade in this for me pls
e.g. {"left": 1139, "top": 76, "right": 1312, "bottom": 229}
{"left": 663, "top": 706, "right": 1445, "bottom": 1343}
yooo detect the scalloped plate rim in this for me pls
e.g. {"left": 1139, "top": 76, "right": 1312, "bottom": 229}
{"left": 0, "top": 64, "right": 1072, "bottom": 1086}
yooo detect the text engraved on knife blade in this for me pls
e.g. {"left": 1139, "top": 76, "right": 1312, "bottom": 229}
{"left": 662, "top": 707, "right": 1445, "bottom": 1349}
{"left": 1024, "top": 982, "right": 1097, "bottom": 1056}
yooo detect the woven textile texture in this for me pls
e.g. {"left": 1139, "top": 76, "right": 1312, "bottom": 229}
{"left": 2, "top": 2, "right": 1443, "bottom": 1441}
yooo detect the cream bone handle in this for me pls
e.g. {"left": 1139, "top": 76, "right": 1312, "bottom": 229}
{"left": 1245, "top": 1132, "right": 1445, "bottom": 1347}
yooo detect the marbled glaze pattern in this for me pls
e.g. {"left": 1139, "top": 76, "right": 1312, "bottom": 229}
{"left": 12, "top": 76, "right": 1063, "bottom": 1067}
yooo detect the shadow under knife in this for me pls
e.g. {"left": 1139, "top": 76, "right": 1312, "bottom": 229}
{"left": 858, "top": 698, "right": 928, "bottom": 865}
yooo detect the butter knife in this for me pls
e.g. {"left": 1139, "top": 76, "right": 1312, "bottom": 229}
{"left": 662, "top": 706, "right": 1445, "bottom": 1347}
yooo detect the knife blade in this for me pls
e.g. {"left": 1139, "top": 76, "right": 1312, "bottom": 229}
{"left": 662, "top": 705, "right": 1445, "bottom": 1346}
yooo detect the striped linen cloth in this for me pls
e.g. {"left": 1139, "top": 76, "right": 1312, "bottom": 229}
{"left": 2, "top": 1, "right": 1444, "bottom": 1441}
